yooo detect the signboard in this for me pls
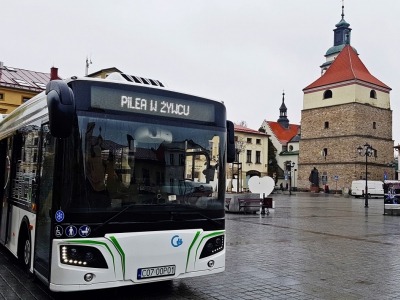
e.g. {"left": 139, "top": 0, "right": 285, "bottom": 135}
{"left": 334, "top": 175, "right": 339, "bottom": 180}
{"left": 91, "top": 86, "right": 215, "bottom": 122}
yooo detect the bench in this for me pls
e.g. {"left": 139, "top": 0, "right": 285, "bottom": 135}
{"left": 238, "top": 198, "right": 273, "bottom": 215}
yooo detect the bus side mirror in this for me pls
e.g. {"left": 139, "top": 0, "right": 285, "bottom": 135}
{"left": 226, "top": 120, "right": 235, "bottom": 163}
{"left": 46, "top": 80, "right": 75, "bottom": 138}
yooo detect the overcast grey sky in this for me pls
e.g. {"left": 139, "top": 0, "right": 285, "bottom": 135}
{"left": 2, "top": 0, "right": 400, "bottom": 147}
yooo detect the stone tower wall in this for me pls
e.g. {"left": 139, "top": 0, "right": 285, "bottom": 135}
{"left": 298, "top": 102, "right": 393, "bottom": 191}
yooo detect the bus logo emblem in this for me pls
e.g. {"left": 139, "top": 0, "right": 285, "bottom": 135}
{"left": 55, "top": 210, "right": 64, "bottom": 222}
{"left": 65, "top": 225, "right": 77, "bottom": 238}
{"left": 171, "top": 235, "right": 183, "bottom": 247}
{"left": 79, "top": 225, "right": 91, "bottom": 237}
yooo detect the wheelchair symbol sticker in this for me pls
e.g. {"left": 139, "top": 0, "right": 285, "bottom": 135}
{"left": 55, "top": 210, "right": 64, "bottom": 222}
{"left": 79, "top": 225, "right": 91, "bottom": 237}
{"left": 55, "top": 225, "right": 63, "bottom": 238}
{"left": 65, "top": 225, "right": 77, "bottom": 237}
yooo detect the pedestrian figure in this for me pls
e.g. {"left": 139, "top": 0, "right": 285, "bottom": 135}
{"left": 286, "top": 182, "right": 288, "bottom": 191}
{"left": 280, "top": 183, "right": 283, "bottom": 192}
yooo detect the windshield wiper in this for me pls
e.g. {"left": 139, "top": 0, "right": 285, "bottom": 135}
{"left": 169, "top": 210, "right": 224, "bottom": 229}
{"left": 93, "top": 203, "right": 224, "bottom": 233}
{"left": 92, "top": 202, "right": 139, "bottom": 233}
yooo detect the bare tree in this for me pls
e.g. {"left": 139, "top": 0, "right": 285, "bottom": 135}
{"left": 235, "top": 120, "right": 248, "bottom": 128}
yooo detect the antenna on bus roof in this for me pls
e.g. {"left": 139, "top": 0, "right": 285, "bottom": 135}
{"left": 85, "top": 54, "right": 92, "bottom": 76}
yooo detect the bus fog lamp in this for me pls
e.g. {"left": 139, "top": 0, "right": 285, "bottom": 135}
{"left": 207, "top": 260, "right": 215, "bottom": 268}
{"left": 84, "top": 273, "right": 94, "bottom": 282}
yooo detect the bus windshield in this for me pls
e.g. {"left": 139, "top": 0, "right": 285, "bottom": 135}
{"left": 59, "top": 114, "right": 225, "bottom": 215}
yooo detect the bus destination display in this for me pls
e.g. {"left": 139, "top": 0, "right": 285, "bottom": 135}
{"left": 91, "top": 86, "right": 215, "bottom": 122}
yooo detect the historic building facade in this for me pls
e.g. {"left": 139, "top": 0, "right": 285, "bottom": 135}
{"left": 260, "top": 93, "right": 300, "bottom": 189}
{"left": 227, "top": 124, "right": 269, "bottom": 192}
{"left": 297, "top": 7, "right": 393, "bottom": 192}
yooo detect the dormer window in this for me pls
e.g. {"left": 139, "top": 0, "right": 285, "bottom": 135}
{"left": 323, "top": 90, "right": 332, "bottom": 99}
{"left": 370, "top": 90, "right": 377, "bottom": 99}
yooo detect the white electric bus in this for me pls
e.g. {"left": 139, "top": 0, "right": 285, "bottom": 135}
{"left": 0, "top": 73, "right": 235, "bottom": 292}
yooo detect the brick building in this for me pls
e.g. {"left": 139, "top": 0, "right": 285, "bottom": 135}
{"left": 297, "top": 6, "right": 393, "bottom": 192}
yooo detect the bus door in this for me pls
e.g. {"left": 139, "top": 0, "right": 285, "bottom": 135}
{"left": 34, "top": 124, "right": 55, "bottom": 280}
{"left": 0, "top": 138, "right": 11, "bottom": 245}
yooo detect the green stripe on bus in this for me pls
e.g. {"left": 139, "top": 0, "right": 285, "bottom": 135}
{"left": 109, "top": 236, "right": 126, "bottom": 278}
{"left": 186, "top": 231, "right": 201, "bottom": 270}
{"left": 64, "top": 239, "right": 116, "bottom": 274}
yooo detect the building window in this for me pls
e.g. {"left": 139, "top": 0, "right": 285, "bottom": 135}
{"left": 0, "top": 93, "right": 3, "bottom": 100}
{"left": 246, "top": 150, "right": 252, "bottom": 163}
{"left": 179, "top": 154, "right": 185, "bottom": 165}
{"left": 323, "top": 90, "right": 333, "bottom": 99}
{"left": 169, "top": 154, "right": 174, "bottom": 165}
{"left": 325, "top": 121, "right": 329, "bottom": 129}
{"left": 247, "top": 138, "right": 252, "bottom": 143}
{"left": 256, "top": 151, "right": 261, "bottom": 163}
{"left": 234, "top": 136, "right": 238, "bottom": 142}
{"left": 324, "top": 148, "right": 328, "bottom": 157}
{"left": 373, "top": 122, "right": 376, "bottom": 129}
{"left": 22, "top": 97, "right": 31, "bottom": 103}
{"left": 289, "top": 145, "right": 293, "bottom": 151}
{"left": 235, "top": 152, "right": 239, "bottom": 162}
{"left": 370, "top": 90, "right": 377, "bottom": 99}
{"left": 256, "top": 139, "right": 261, "bottom": 145}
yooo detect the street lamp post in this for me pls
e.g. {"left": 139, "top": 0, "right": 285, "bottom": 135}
{"left": 357, "top": 143, "right": 376, "bottom": 208}
{"left": 286, "top": 161, "right": 292, "bottom": 195}
{"left": 291, "top": 162, "right": 296, "bottom": 191}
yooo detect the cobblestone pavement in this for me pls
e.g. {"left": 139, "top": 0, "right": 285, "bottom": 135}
{"left": 0, "top": 193, "right": 399, "bottom": 299}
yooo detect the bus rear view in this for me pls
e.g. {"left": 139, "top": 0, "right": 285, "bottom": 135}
{"left": 0, "top": 73, "right": 235, "bottom": 292}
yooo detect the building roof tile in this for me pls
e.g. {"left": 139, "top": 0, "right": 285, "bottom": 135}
{"left": 304, "top": 45, "right": 391, "bottom": 91}
{"left": 234, "top": 124, "right": 269, "bottom": 136}
{"left": 0, "top": 66, "right": 59, "bottom": 93}
{"left": 267, "top": 121, "right": 299, "bottom": 145}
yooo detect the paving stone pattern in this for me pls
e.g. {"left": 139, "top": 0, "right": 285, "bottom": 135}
{"left": 0, "top": 193, "right": 399, "bottom": 299}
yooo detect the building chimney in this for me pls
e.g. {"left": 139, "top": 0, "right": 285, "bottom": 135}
{"left": 50, "top": 67, "right": 58, "bottom": 81}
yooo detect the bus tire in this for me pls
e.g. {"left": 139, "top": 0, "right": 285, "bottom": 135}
{"left": 18, "top": 222, "right": 33, "bottom": 278}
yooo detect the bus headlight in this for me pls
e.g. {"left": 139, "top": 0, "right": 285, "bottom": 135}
{"left": 200, "top": 235, "right": 224, "bottom": 259}
{"left": 60, "top": 245, "right": 108, "bottom": 268}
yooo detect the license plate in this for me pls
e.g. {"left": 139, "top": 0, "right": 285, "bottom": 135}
{"left": 137, "top": 265, "right": 176, "bottom": 279}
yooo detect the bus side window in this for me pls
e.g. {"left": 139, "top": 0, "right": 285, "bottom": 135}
{"left": 10, "top": 125, "right": 41, "bottom": 207}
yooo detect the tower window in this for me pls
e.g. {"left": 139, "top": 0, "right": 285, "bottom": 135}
{"left": 324, "top": 148, "right": 328, "bottom": 156}
{"left": 373, "top": 122, "right": 376, "bottom": 129}
{"left": 370, "top": 90, "right": 377, "bottom": 99}
{"left": 323, "top": 90, "right": 332, "bottom": 99}
{"left": 325, "top": 122, "right": 329, "bottom": 129}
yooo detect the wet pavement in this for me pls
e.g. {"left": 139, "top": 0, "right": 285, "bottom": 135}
{"left": 1, "top": 193, "right": 399, "bottom": 299}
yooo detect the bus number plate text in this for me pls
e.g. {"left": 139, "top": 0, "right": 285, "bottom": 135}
{"left": 137, "top": 265, "right": 176, "bottom": 279}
